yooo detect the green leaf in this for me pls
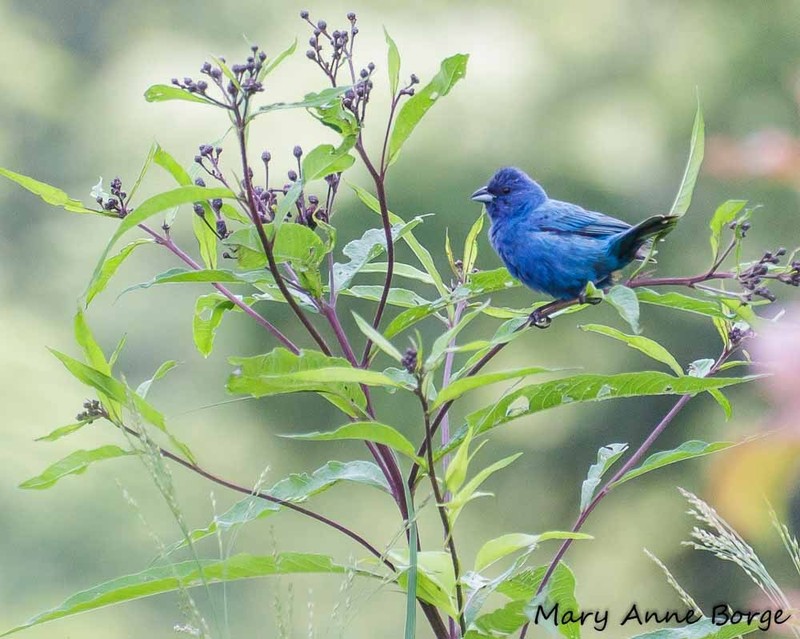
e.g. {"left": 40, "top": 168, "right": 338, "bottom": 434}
{"left": 388, "top": 54, "right": 469, "bottom": 165}
{"left": 85, "top": 239, "right": 153, "bottom": 306}
{"left": 432, "top": 366, "right": 555, "bottom": 410}
{"left": 384, "top": 28, "right": 401, "bottom": 96}
{"left": 19, "top": 446, "right": 133, "bottom": 490}
{"left": 48, "top": 349, "right": 194, "bottom": 462}
{"left": 89, "top": 186, "right": 235, "bottom": 290}
{"left": 636, "top": 288, "right": 730, "bottom": 319}
{"left": 0, "top": 168, "right": 101, "bottom": 214}
{"left": 627, "top": 617, "right": 761, "bottom": 639}
{"left": 35, "top": 421, "right": 92, "bottom": 443}
{"left": 426, "top": 302, "right": 488, "bottom": 371}
{"left": 612, "top": 440, "right": 735, "bottom": 486}
{"left": 448, "top": 453, "right": 522, "bottom": 523}
{"left": 353, "top": 312, "right": 403, "bottom": 362}
{"left": 279, "top": 367, "right": 405, "bottom": 388}
{"left": 475, "top": 531, "right": 592, "bottom": 572}
{"left": 444, "top": 427, "right": 473, "bottom": 495}
{"left": 341, "top": 285, "right": 429, "bottom": 309}
{"left": 164, "top": 461, "right": 390, "bottom": 554}
{"left": 253, "top": 86, "right": 353, "bottom": 117}
{"left": 459, "top": 372, "right": 758, "bottom": 447}
{"left": 144, "top": 84, "right": 212, "bottom": 105}
{"left": 228, "top": 222, "right": 327, "bottom": 272}
{"left": 707, "top": 388, "right": 732, "bottom": 420}
{"left": 1, "top": 553, "right": 349, "bottom": 637}
{"left": 669, "top": 98, "right": 705, "bottom": 217}
{"left": 349, "top": 182, "right": 448, "bottom": 297}
{"left": 580, "top": 324, "right": 683, "bottom": 375}
{"left": 390, "top": 551, "right": 458, "bottom": 618}
{"left": 282, "top": 421, "right": 422, "bottom": 463}
{"left": 193, "top": 293, "right": 235, "bottom": 357}
{"left": 524, "top": 563, "right": 581, "bottom": 639}
{"left": 227, "top": 348, "right": 368, "bottom": 416}
{"left": 333, "top": 218, "right": 423, "bottom": 291}
{"left": 605, "top": 284, "right": 641, "bottom": 334}
{"left": 272, "top": 179, "right": 304, "bottom": 232}
{"left": 463, "top": 211, "right": 485, "bottom": 275}
{"left": 135, "top": 360, "right": 179, "bottom": 399}
{"left": 119, "top": 267, "right": 244, "bottom": 297}
{"left": 580, "top": 443, "right": 628, "bottom": 512}
{"left": 359, "top": 262, "right": 435, "bottom": 285}
{"left": 259, "top": 39, "right": 297, "bottom": 80}
{"left": 302, "top": 138, "right": 356, "bottom": 182}
{"left": 126, "top": 143, "right": 158, "bottom": 204}
{"left": 709, "top": 200, "right": 747, "bottom": 258}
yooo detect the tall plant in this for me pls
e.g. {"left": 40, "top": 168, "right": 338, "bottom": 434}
{"left": 2, "top": 10, "right": 799, "bottom": 639}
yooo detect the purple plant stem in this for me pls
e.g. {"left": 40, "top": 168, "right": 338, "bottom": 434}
{"left": 119, "top": 423, "right": 393, "bottom": 570}
{"left": 138, "top": 224, "right": 299, "bottom": 354}
{"left": 517, "top": 394, "right": 692, "bottom": 638}
{"left": 517, "top": 350, "right": 731, "bottom": 639}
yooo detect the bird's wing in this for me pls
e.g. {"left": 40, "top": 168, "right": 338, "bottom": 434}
{"left": 536, "top": 199, "right": 631, "bottom": 238}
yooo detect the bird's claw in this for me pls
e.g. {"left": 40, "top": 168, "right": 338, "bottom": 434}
{"left": 529, "top": 308, "right": 552, "bottom": 329}
{"left": 578, "top": 292, "right": 603, "bottom": 306}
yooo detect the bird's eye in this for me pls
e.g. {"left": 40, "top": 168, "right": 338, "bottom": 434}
{"left": 501, "top": 186, "right": 511, "bottom": 195}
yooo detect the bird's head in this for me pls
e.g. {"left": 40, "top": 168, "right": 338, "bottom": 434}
{"left": 470, "top": 167, "right": 547, "bottom": 220}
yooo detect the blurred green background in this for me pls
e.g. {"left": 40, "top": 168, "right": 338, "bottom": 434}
{"left": 2, "top": 0, "right": 799, "bottom": 637}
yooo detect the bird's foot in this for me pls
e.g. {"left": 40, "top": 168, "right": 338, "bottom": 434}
{"left": 529, "top": 306, "right": 553, "bottom": 329}
{"left": 578, "top": 291, "right": 603, "bottom": 306}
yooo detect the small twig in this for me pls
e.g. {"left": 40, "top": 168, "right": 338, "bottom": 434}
{"left": 517, "top": 348, "right": 734, "bottom": 639}
{"left": 117, "top": 422, "right": 393, "bottom": 570}
{"left": 138, "top": 223, "right": 299, "bottom": 354}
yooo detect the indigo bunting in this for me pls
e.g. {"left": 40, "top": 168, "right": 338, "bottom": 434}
{"left": 471, "top": 167, "right": 678, "bottom": 322}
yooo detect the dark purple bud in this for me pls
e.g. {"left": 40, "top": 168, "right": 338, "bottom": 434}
{"left": 777, "top": 247, "right": 787, "bottom": 257}
{"left": 251, "top": 44, "right": 259, "bottom": 52}
{"left": 193, "top": 203, "right": 205, "bottom": 216}
{"left": 313, "top": 28, "right": 321, "bottom": 36}
{"left": 171, "top": 78, "right": 180, "bottom": 86}
{"left": 347, "top": 11, "right": 356, "bottom": 21}
{"left": 215, "top": 146, "right": 223, "bottom": 156}
{"left": 300, "top": 9, "right": 309, "bottom": 18}
{"left": 288, "top": 169, "right": 298, "bottom": 181}
{"left": 183, "top": 77, "right": 193, "bottom": 85}
{"left": 194, "top": 155, "right": 203, "bottom": 164}
{"left": 317, "top": 19, "right": 327, "bottom": 30}
{"left": 210, "top": 67, "right": 223, "bottom": 80}
{"left": 201, "top": 62, "right": 212, "bottom": 73}
{"left": 308, "top": 195, "right": 319, "bottom": 205}
{"left": 258, "top": 51, "right": 267, "bottom": 61}
{"left": 345, "top": 89, "right": 355, "bottom": 99}
{"left": 367, "top": 62, "right": 375, "bottom": 71}
{"left": 197, "top": 80, "right": 208, "bottom": 92}
{"left": 401, "top": 348, "right": 418, "bottom": 374}
{"left": 227, "top": 81, "right": 237, "bottom": 95}
{"left": 293, "top": 145, "right": 303, "bottom": 158}
{"left": 216, "top": 219, "right": 228, "bottom": 237}
{"left": 195, "top": 177, "right": 206, "bottom": 187}
{"left": 306, "top": 49, "right": 317, "bottom": 60}
{"left": 360, "top": 68, "right": 369, "bottom": 79}
{"left": 410, "top": 73, "right": 420, "bottom": 84}
{"left": 261, "top": 150, "right": 271, "bottom": 163}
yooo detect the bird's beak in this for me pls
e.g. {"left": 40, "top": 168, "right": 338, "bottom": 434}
{"left": 470, "top": 186, "right": 494, "bottom": 204}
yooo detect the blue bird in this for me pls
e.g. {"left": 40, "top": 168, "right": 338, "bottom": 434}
{"left": 471, "top": 167, "right": 678, "bottom": 323}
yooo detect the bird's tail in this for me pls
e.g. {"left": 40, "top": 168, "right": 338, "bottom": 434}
{"left": 613, "top": 214, "right": 680, "bottom": 262}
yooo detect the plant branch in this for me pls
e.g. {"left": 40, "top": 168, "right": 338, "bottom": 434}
{"left": 417, "top": 381, "right": 467, "bottom": 637}
{"left": 117, "top": 422, "right": 393, "bottom": 571}
{"left": 517, "top": 348, "right": 733, "bottom": 639}
{"left": 232, "top": 108, "right": 333, "bottom": 356}
{"left": 138, "top": 224, "right": 299, "bottom": 354}
{"left": 408, "top": 262, "right": 755, "bottom": 488}
{"left": 355, "top": 139, "right": 395, "bottom": 367}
